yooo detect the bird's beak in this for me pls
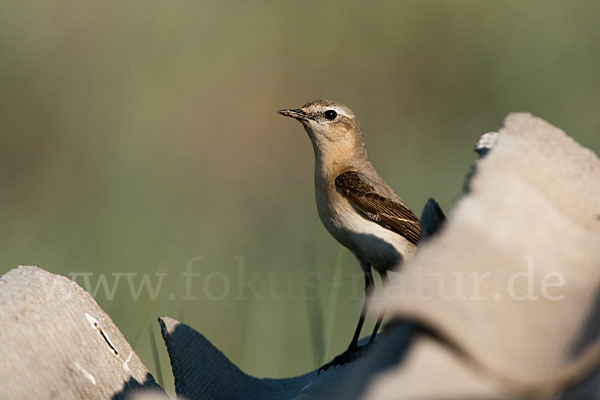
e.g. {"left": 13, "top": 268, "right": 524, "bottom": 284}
{"left": 278, "top": 108, "right": 310, "bottom": 122}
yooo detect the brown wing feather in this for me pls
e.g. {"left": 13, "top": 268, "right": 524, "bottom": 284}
{"left": 335, "top": 171, "right": 421, "bottom": 245}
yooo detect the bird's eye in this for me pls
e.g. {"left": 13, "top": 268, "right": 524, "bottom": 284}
{"left": 324, "top": 110, "right": 337, "bottom": 120}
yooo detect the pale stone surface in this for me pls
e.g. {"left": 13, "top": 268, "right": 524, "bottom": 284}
{"left": 368, "top": 113, "right": 600, "bottom": 399}
{"left": 0, "top": 266, "right": 162, "bottom": 400}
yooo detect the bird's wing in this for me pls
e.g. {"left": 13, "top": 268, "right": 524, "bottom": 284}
{"left": 335, "top": 170, "right": 421, "bottom": 245}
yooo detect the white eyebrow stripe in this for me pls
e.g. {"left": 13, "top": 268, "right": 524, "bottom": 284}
{"left": 319, "top": 106, "right": 348, "bottom": 118}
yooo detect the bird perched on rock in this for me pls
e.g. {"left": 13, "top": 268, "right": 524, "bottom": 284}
{"left": 278, "top": 100, "right": 420, "bottom": 372}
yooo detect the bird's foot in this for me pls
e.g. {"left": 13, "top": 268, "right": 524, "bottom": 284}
{"left": 317, "top": 344, "right": 368, "bottom": 374}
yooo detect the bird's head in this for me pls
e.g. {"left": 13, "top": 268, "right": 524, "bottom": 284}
{"left": 278, "top": 100, "right": 365, "bottom": 157}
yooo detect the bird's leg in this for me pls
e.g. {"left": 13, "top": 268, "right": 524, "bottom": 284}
{"left": 368, "top": 269, "right": 388, "bottom": 344}
{"left": 318, "top": 262, "right": 373, "bottom": 373}
{"left": 348, "top": 266, "right": 374, "bottom": 350}
{"left": 368, "top": 314, "right": 384, "bottom": 345}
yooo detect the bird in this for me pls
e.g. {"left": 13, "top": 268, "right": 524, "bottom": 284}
{"left": 278, "top": 100, "right": 421, "bottom": 372}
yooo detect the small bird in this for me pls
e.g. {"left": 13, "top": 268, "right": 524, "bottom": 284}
{"left": 278, "top": 100, "right": 420, "bottom": 372}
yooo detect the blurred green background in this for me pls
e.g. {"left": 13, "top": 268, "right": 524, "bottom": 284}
{"left": 1, "top": 0, "right": 599, "bottom": 391}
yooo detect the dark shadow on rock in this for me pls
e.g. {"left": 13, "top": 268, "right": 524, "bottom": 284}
{"left": 111, "top": 373, "right": 164, "bottom": 400}
{"left": 570, "top": 287, "right": 600, "bottom": 359}
{"left": 560, "top": 284, "right": 600, "bottom": 398}
{"left": 419, "top": 198, "right": 446, "bottom": 242}
{"left": 158, "top": 317, "right": 414, "bottom": 400}
{"left": 310, "top": 322, "right": 415, "bottom": 400}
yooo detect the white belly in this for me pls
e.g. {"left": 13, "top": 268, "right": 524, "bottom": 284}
{"left": 317, "top": 191, "right": 416, "bottom": 272}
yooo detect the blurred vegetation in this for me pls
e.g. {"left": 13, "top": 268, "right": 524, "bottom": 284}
{"left": 1, "top": 0, "right": 599, "bottom": 392}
